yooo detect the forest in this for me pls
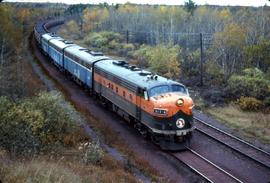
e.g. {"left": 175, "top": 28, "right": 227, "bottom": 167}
{"left": 61, "top": 2, "right": 270, "bottom": 111}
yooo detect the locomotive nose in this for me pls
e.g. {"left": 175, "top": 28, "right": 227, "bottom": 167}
{"left": 176, "top": 96, "right": 194, "bottom": 115}
{"left": 152, "top": 93, "right": 194, "bottom": 117}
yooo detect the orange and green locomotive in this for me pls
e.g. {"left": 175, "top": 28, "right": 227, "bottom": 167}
{"left": 93, "top": 60, "right": 194, "bottom": 150}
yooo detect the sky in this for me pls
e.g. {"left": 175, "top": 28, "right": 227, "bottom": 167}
{"left": 4, "top": 0, "right": 270, "bottom": 7}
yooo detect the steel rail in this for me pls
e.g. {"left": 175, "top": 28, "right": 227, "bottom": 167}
{"left": 171, "top": 148, "right": 243, "bottom": 183}
{"left": 194, "top": 117, "right": 270, "bottom": 169}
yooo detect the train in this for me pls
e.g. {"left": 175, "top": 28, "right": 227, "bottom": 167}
{"left": 34, "top": 19, "right": 195, "bottom": 150}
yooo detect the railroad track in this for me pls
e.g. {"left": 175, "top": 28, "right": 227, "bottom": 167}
{"left": 194, "top": 117, "right": 270, "bottom": 169}
{"left": 171, "top": 148, "right": 243, "bottom": 183}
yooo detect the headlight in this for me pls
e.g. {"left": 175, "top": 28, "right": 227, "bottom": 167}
{"left": 154, "top": 108, "right": 167, "bottom": 115}
{"left": 176, "top": 98, "right": 184, "bottom": 107}
{"left": 176, "top": 118, "right": 185, "bottom": 128}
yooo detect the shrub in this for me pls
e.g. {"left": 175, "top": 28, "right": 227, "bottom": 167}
{"left": 100, "top": 31, "right": 123, "bottom": 43}
{"left": 132, "top": 44, "right": 152, "bottom": 67}
{"left": 226, "top": 68, "right": 269, "bottom": 100}
{"left": 237, "top": 97, "right": 264, "bottom": 111}
{"left": 122, "top": 43, "right": 135, "bottom": 52}
{"left": 108, "top": 39, "right": 121, "bottom": 50}
{"left": 83, "top": 31, "right": 123, "bottom": 50}
{"left": 181, "top": 49, "right": 201, "bottom": 76}
{"left": 0, "top": 97, "right": 41, "bottom": 154}
{"left": 24, "top": 92, "right": 76, "bottom": 146}
{"left": 82, "top": 142, "right": 104, "bottom": 165}
{"left": 120, "top": 43, "right": 135, "bottom": 56}
{"left": 133, "top": 44, "right": 181, "bottom": 79}
{"left": 263, "top": 97, "right": 270, "bottom": 108}
{"left": 84, "top": 32, "right": 108, "bottom": 48}
{"left": 205, "top": 61, "right": 225, "bottom": 85}
{"left": 0, "top": 92, "right": 80, "bottom": 154}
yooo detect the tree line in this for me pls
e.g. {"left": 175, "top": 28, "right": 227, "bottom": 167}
{"left": 0, "top": 3, "right": 65, "bottom": 99}
{"left": 67, "top": 3, "right": 270, "bottom": 77}
{"left": 64, "top": 2, "right": 270, "bottom": 108}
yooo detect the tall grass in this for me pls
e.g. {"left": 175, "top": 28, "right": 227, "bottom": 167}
{"left": 207, "top": 104, "right": 270, "bottom": 143}
{"left": 0, "top": 160, "right": 82, "bottom": 183}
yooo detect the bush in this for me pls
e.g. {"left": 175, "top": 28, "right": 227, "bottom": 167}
{"left": 226, "top": 68, "right": 269, "bottom": 100}
{"left": 120, "top": 43, "right": 135, "bottom": 56}
{"left": 0, "top": 92, "right": 79, "bottom": 154}
{"left": 133, "top": 44, "right": 181, "bottom": 79}
{"left": 201, "top": 89, "right": 224, "bottom": 105}
{"left": 132, "top": 44, "right": 152, "bottom": 67}
{"left": 205, "top": 61, "right": 225, "bottom": 85}
{"left": 82, "top": 142, "right": 104, "bottom": 165}
{"left": 84, "top": 32, "right": 108, "bottom": 48}
{"left": 108, "top": 39, "right": 121, "bottom": 50}
{"left": 0, "top": 97, "right": 42, "bottom": 154}
{"left": 24, "top": 92, "right": 76, "bottom": 146}
{"left": 100, "top": 31, "right": 123, "bottom": 43}
{"left": 122, "top": 43, "right": 135, "bottom": 52}
{"left": 263, "top": 97, "right": 270, "bottom": 108}
{"left": 83, "top": 31, "right": 123, "bottom": 50}
{"left": 237, "top": 97, "right": 264, "bottom": 111}
{"left": 181, "top": 49, "right": 201, "bottom": 76}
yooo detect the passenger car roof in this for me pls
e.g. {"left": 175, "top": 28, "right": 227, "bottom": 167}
{"left": 64, "top": 45, "right": 109, "bottom": 65}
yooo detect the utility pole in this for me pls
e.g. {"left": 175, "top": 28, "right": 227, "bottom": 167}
{"left": 126, "top": 30, "right": 129, "bottom": 44}
{"left": 200, "top": 33, "right": 203, "bottom": 86}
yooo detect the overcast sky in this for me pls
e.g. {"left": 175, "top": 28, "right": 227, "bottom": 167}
{"left": 4, "top": 0, "right": 270, "bottom": 6}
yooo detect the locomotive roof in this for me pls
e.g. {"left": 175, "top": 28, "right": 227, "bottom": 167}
{"left": 96, "top": 60, "right": 180, "bottom": 90}
{"left": 49, "top": 38, "right": 74, "bottom": 50}
{"left": 42, "top": 33, "right": 62, "bottom": 41}
{"left": 65, "top": 45, "right": 110, "bottom": 65}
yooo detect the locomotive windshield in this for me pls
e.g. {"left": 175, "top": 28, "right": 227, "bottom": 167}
{"left": 149, "top": 84, "right": 187, "bottom": 97}
{"left": 149, "top": 85, "right": 170, "bottom": 97}
{"left": 171, "top": 84, "right": 187, "bottom": 94}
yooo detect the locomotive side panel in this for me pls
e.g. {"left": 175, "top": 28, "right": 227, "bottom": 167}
{"left": 93, "top": 71, "right": 137, "bottom": 118}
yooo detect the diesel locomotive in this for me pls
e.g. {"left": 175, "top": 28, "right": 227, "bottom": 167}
{"left": 34, "top": 19, "right": 195, "bottom": 150}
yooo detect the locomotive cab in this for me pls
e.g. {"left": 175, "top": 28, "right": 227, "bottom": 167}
{"left": 143, "top": 84, "right": 194, "bottom": 150}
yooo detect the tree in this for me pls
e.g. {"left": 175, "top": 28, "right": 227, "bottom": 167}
{"left": 244, "top": 39, "right": 270, "bottom": 71}
{"left": 211, "top": 23, "right": 246, "bottom": 76}
{"left": 83, "top": 7, "right": 109, "bottom": 33}
{"left": 133, "top": 44, "right": 181, "bottom": 79}
{"left": 184, "top": 0, "right": 197, "bottom": 15}
{"left": 66, "top": 20, "right": 80, "bottom": 39}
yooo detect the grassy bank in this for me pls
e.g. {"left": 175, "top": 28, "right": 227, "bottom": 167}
{"left": 0, "top": 92, "right": 141, "bottom": 183}
{"left": 206, "top": 105, "right": 270, "bottom": 144}
{"left": 0, "top": 148, "right": 138, "bottom": 183}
